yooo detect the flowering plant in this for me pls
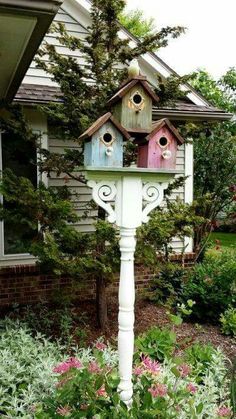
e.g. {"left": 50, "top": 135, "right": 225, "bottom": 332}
{"left": 36, "top": 340, "right": 232, "bottom": 418}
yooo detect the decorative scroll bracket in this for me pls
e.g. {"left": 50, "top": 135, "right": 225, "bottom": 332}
{"left": 87, "top": 180, "right": 117, "bottom": 223}
{"left": 142, "top": 182, "right": 168, "bottom": 223}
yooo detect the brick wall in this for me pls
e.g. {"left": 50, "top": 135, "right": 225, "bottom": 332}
{"left": 0, "top": 253, "right": 195, "bottom": 308}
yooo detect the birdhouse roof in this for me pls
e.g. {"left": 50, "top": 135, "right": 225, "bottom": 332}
{"left": 79, "top": 112, "right": 131, "bottom": 141}
{"left": 146, "top": 118, "right": 184, "bottom": 145}
{"left": 107, "top": 76, "right": 159, "bottom": 106}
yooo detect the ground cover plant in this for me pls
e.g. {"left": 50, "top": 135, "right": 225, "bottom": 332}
{"left": 0, "top": 318, "right": 63, "bottom": 417}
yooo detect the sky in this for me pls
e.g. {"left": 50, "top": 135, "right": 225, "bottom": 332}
{"left": 126, "top": 0, "right": 236, "bottom": 79}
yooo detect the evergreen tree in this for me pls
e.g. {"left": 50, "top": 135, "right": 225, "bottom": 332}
{"left": 0, "top": 0, "right": 185, "bottom": 329}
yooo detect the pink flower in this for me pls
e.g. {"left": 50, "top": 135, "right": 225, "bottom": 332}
{"left": 142, "top": 356, "right": 161, "bottom": 375}
{"left": 95, "top": 341, "right": 107, "bottom": 351}
{"left": 133, "top": 365, "right": 144, "bottom": 376}
{"left": 148, "top": 383, "right": 167, "bottom": 398}
{"left": 53, "top": 357, "right": 82, "bottom": 374}
{"left": 186, "top": 383, "right": 197, "bottom": 394}
{"left": 178, "top": 363, "right": 191, "bottom": 378}
{"left": 96, "top": 385, "right": 107, "bottom": 397}
{"left": 88, "top": 361, "right": 102, "bottom": 374}
{"left": 56, "top": 405, "right": 72, "bottom": 417}
{"left": 217, "top": 406, "right": 232, "bottom": 417}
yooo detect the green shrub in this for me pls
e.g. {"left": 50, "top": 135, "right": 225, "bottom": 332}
{"left": 0, "top": 318, "right": 63, "bottom": 417}
{"left": 220, "top": 307, "right": 236, "bottom": 337}
{"left": 134, "top": 327, "right": 176, "bottom": 361}
{"left": 181, "top": 250, "right": 236, "bottom": 322}
{"left": 148, "top": 262, "right": 185, "bottom": 306}
{"left": 36, "top": 340, "right": 231, "bottom": 418}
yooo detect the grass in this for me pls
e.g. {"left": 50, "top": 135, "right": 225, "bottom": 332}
{"left": 209, "top": 232, "right": 236, "bottom": 249}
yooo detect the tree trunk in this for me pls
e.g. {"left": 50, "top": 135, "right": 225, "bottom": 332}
{"left": 96, "top": 276, "right": 108, "bottom": 331}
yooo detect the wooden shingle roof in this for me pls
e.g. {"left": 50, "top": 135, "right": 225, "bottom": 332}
{"left": 107, "top": 75, "right": 159, "bottom": 107}
{"left": 79, "top": 112, "right": 131, "bottom": 141}
{"left": 147, "top": 118, "right": 184, "bottom": 145}
{"left": 14, "top": 84, "right": 232, "bottom": 122}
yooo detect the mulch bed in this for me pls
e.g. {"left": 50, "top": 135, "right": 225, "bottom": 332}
{"left": 75, "top": 298, "right": 236, "bottom": 361}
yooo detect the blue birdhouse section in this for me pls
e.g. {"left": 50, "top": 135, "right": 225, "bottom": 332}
{"left": 79, "top": 112, "right": 131, "bottom": 168}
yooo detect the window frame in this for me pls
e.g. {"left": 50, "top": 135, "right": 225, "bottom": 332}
{"left": 0, "top": 126, "right": 48, "bottom": 261}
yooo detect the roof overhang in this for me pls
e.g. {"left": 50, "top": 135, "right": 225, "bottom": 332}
{"left": 0, "top": 0, "right": 63, "bottom": 102}
{"left": 153, "top": 108, "right": 233, "bottom": 122}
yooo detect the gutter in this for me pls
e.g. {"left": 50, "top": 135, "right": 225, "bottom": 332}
{"left": 0, "top": 1, "right": 63, "bottom": 14}
{"left": 153, "top": 109, "right": 233, "bottom": 122}
{"left": 0, "top": 0, "right": 63, "bottom": 102}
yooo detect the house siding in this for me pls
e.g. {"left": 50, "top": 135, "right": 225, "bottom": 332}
{"left": 48, "top": 130, "right": 97, "bottom": 233}
{"left": 23, "top": 7, "right": 89, "bottom": 87}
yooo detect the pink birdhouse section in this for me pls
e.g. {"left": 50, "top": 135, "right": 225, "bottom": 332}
{"left": 137, "top": 118, "right": 184, "bottom": 169}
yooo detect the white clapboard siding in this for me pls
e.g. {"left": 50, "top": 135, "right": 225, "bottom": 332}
{"left": 23, "top": 6, "right": 89, "bottom": 86}
{"left": 48, "top": 131, "right": 98, "bottom": 232}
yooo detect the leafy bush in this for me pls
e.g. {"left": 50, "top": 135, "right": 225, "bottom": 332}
{"left": 21, "top": 302, "right": 88, "bottom": 347}
{"left": 147, "top": 262, "right": 186, "bottom": 305}
{"left": 36, "top": 340, "right": 231, "bottom": 418}
{"left": 135, "top": 327, "right": 177, "bottom": 361}
{"left": 181, "top": 250, "right": 236, "bottom": 322}
{"left": 220, "top": 307, "right": 236, "bottom": 337}
{"left": 0, "top": 318, "right": 63, "bottom": 417}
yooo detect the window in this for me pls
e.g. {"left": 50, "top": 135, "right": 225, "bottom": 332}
{"left": 0, "top": 131, "right": 38, "bottom": 256}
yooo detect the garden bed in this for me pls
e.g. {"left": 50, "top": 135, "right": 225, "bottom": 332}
{"left": 79, "top": 299, "right": 236, "bottom": 360}
{"left": 14, "top": 298, "right": 234, "bottom": 360}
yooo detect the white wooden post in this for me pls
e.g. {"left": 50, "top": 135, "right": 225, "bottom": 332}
{"left": 85, "top": 167, "right": 178, "bottom": 406}
{"left": 117, "top": 227, "right": 136, "bottom": 404}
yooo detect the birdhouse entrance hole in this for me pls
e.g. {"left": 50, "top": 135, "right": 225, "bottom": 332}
{"left": 102, "top": 132, "right": 114, "bottom": 146}
{"left": 158, "top": 136, "right": 169, "bottom": 148}
{"left": 130, "top": 91, "right": 144, "bottom": 111}
{"left": 132, "top": 93, "right": 143, "bottom": 105}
